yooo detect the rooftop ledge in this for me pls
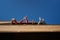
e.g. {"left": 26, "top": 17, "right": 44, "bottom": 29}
{"left": 0, "top": 25, "right": 60, "bottom": 32}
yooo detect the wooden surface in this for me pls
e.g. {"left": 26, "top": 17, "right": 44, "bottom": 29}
{"left": 0, "top": 25, "right": 60, "bottom": 32}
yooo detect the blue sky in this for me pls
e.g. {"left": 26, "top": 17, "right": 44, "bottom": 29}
{"left": 0, "top": 0, "right": 60, "bottom": 24}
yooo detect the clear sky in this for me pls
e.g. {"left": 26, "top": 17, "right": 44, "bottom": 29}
{"left": 0, "top": 0, "right": 60, "bottom": 24}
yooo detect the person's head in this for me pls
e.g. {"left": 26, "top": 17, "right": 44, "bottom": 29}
{"left": 12, "top": 18, "right": 15, "bottom": 20}
{"left": 24, "top": 16, "right": 28, "bottom": 19}
{"left": 39, "top": 17, "right": 42, "bottom": 20}
{"left": 42, "top": 18, "right": 44, "bottom": 21}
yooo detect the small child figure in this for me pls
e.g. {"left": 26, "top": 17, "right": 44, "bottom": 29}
{"left": 32, "top": 19, "right": 35, "bottom": 24}
{"left": 38, "top": 17, "right": 42, "bottom": 24}
{"left": 11, "top": 18, "right": 17, "bottom": 24}
{"left": 38, "top": 17, "right": 46, "bottom": 24}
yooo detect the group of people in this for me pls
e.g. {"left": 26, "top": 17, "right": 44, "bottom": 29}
{"left": 11, "top": 16, "right": 46, "bottom": 24}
